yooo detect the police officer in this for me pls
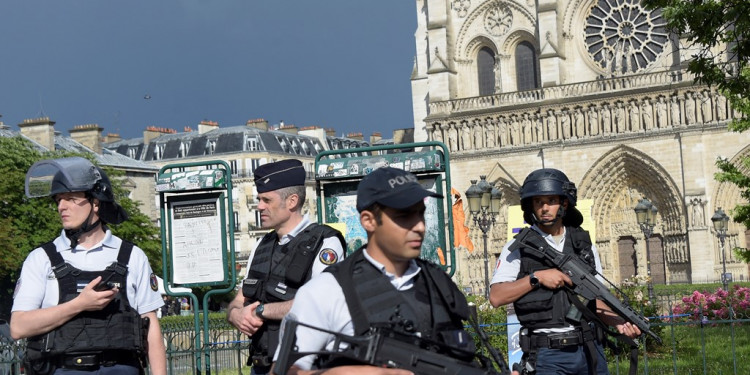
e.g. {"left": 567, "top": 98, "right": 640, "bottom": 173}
{"left": 10, "top": 157, "right": 166, "bottom": 375}
{"left": 227, "top": 159, "right": 345, "bottom": 375}
{"left": 272, "top": 167, "right": 483, "bottom": 375}
{"left": 489, "top": 168, "right": 640, "bottom": 375}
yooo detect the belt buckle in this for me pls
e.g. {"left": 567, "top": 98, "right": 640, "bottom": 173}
{"left": 69, "top": 354, "right": 100, "bottom": 368}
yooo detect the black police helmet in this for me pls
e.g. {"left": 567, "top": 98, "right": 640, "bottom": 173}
{"left": 519, "top": 168, "right": 583, "bottom": 227}
{"left": 26, "top": 157, "right": 128, "bottom": 224}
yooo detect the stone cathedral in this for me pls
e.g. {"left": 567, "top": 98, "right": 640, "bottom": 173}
{"left": 409, "top": 0, "right": 750, "bottom": 295}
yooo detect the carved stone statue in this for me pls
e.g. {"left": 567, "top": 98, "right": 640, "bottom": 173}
{"left": 511, "top": 115, "right": 521, "bottom": 145}
{"left": 691, "top": 198, "right": 705, "bottom": 228}
{"left": 588, "top": 106, "right": 599, "bottom": 136}
{"left": 716, "top": 93, "right": 727, "bottom": 121}
{"left": 534, "top": 113, "right": 544, "bottom": 143}
{"left": 574, "top": 108, "right": 585, "bottom": 138}
{"left": 560, "top": 110, "right": 571, "bottom": 139}
{"left": 522, "top": 113, "right": 532, "bottom": 144}
{"left": 601, "top": 104, "right": 612, "bottom": 134}
{"left": 642, "top": 99, "right": 653, "bottom": 130}
{"left": 685, "top": 92, "right": 696, "bottom": 125}
{"left": 486, "top": 118, "right": 496, "bottom": 148}
{"left": 447, "top": 124, "right": 458, "bottom": 151}
{"left": 461, "top": 122, "right": 472, "bottom": 151}
{"left": 670, "top": 96, "right": 681, "bottom": 126}
{"left": 629, "top": 101, "right": 641, "bottom": 132}
{"left": 656, "top": 96, "right": 667, "bottom": 128}
{"left": 701, "top": 91, "right": 713, "bottom": 123}
{"left": 498, "top": 116, "right": 508, "bottom": 146}
{"left": 546, "top": 110, "right": 558, "bottom": 140}
{"left": 614, "top": 102, "right": 626, "bottom": 133}
{"left": 432, "top": 124, "right": 443, "bottom": 143}
{"left": 473, "top": 120, "right": 484, "bottom": 149}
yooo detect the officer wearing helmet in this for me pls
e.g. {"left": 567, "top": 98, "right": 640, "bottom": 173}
{"left": 489, "top": 168, "right": 640, "bottom": 375}
{"left": 10, "top": 157, "right": 166, "bottom": 375}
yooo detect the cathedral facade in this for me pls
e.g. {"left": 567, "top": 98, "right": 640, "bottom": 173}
{"left": 410, "top": 0, "right": 750, "bottom": 294}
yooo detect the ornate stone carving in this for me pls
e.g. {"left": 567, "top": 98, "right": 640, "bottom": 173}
{"left": 451, "top": 0, "right": 471, "bottom": 18}
{"left": 584, "top": 0, "right": 668, "bottom": 74}
{"left": 484, "top": 4, "right": 513, "bottom": 36}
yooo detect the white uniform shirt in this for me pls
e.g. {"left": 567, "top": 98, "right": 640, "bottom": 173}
{"left": 490, "top": 225, "right": 604, "bottom": 333}
{"left": 12, "top": 229, "right": 163, "bottom": 315}
{"left": 244, "top": 214, "right": 345, "bottom": 278}
{"left": 272, "top": 249, "right": 421, "bottom": 370}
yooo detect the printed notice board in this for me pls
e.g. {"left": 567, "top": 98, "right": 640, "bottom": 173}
{"left": 168, "top": 193, "right": 227, "bottom": 285}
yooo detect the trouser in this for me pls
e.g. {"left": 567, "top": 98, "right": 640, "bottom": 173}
{"left": 53, "top": 364, "right": 140, "bottom": 375}
{"left": 533, "top": 343, "right": 609, "bottom": 375}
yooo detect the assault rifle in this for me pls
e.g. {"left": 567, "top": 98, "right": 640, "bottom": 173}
{"left": 514, "top": 229, "right": 662, "bottom": 344}
{"left": 274, "top": 318, "right": 506, "bottom": 375}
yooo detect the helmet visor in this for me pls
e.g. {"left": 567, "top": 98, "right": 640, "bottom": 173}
{"left": 25, "top": 157, "right": 101, "bottom": 198}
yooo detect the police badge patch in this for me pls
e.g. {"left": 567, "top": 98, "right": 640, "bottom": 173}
{"left": 319, "top": 249, "right": 338, "bottom": 265}
{"left": 150, "top": 273, "right": 159, "bottom": 291}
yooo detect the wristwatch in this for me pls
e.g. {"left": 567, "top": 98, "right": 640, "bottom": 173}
{"left": 529, "top": 272, "right": 540, "bottom": 289}
{"left": 255, "top": 303, "right": 265, "bottom": 319}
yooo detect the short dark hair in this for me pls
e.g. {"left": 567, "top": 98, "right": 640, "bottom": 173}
{"left": 361, "top": 202, "right": 384, "bottom": 225}
{"left": 278, "top": 185, "right": 306, "bottom": 211}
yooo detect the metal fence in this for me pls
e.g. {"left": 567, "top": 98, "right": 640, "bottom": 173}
{"left": 2, "top": 308, "right": 749, "bottom": 375}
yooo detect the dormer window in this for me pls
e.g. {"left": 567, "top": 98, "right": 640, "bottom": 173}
{"left": 247, "top": 136, "right": 258, "bottom": 151}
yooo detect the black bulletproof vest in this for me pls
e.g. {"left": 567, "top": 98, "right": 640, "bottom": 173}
{"left": 241, "top": 223, "right": 345, "bottom": 360}
{"left": 512, "top": 227, "right": 597, "bottom": 329}
{"left": 326, "top": 248, "right": 470, "bottom": 342}
{"left": 25, "top": 241, "right": 147, "bottom": 361}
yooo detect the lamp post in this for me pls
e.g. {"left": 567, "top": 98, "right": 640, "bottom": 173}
{"left": 634, "top": 198, "right": 658, "bottom": 300}
{"left": 711, "top": 207, "right": 731, "bottom": 291}
{"left": 465, "top": 176, "right": 503, "bottom": 299}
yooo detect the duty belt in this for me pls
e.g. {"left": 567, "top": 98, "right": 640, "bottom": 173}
{"left": 529, "top": 329, "right": 593, "bottom": 350}
{"left": 56, "top": 351, "right": 141, "bottom": 370}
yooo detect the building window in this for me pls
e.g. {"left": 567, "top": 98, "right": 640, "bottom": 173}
{"left": 233, "top": 211, "right": 240, "bottom": 232}
{"left": 515, "top": 42, "right": 539, "bottom": 91}
{"left": 127, "top": 147, "right": 137, "bottom": 159}
{"left": 254, "top": 211, "right": 262, "bottom": 228}
{"left": 229, "top": 160, "right": 238, "bottom": 176}
{"left": 247, "top": 136, "right": 258, "bottom": 151}
{"left": 477, "top": 47, "right": 496, "bottom": 96}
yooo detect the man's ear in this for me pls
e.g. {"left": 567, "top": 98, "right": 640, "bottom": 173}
{"left": 360, "top": 210, "right": 377, "bottom": 232}
{"left": 285, "top": 194, "right": 299, "bottom": 210}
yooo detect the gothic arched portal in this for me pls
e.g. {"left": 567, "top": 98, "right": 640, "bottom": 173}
{"left": 579, "top": 145, "right": 688, "bottom": 284}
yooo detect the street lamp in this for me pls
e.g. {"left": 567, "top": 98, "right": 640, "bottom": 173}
{"left": 711, "top": 207, "right": 731, "bottom": 290}
{"left": 634, "top": 198, "right": 658, "bottom": 300}
{"left": 465, "top": 176, "right": 503, "bottom": 299}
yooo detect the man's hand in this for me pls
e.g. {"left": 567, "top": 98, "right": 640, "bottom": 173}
{"left": 534, "top": 268, "right": 572, "bottom": 290}
{"left": 229, "top": 300, "right": 265, "bottom": 336}
{"left": 78, "top": 276, "right": 119, "bottom": 311}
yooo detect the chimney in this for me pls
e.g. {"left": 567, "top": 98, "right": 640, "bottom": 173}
{"left": 198, "top": 120, "right": 219, "bottom": 134}
{"left": 246, "top": 118, "right": 269, "bottom": 131}
{"left": 279, "top": 123, "right": 298, "bottom": 135}
{"left": 143, "top": 126, "right": 176, "bottom": 145}
{"left": 347, "top": 132, "right": 364, "bottom": 141}
{"left": 18, "top": 117, "right": 56, "bottom": 150}
{"left": 325, "top": 128, "right": 337, "bottom": 137}
{"left": 370, "top": 132, "right": 382, "bottom": 144}
{"left": 104, "top": 133, "right": 121, "bottom": 143}
{"left": 69, "top": 124, "right": 104, "bottom": 154}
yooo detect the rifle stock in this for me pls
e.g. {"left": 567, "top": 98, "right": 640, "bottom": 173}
{"left": 516, "top": 230, "right": 662, "bottom": 344}
{"left": 274, "top": 318, "right": 502, "bottom": 375}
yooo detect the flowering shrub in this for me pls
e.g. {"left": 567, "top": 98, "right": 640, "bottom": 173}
{"left": 671, "top": 285, "right": 750, "bottom": 321}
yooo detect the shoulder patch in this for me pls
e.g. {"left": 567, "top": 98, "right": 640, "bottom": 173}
{"left": 318, "top": 248, "right": 339, "bottom": 265}
{"left": 150, "top": 273, "right": 159, "bottom": 292}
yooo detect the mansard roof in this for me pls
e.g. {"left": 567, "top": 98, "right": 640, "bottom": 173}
{"left": 104, "top": 125, "right": 370, "bottom": 161}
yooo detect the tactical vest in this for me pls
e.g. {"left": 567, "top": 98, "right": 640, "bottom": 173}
{"left": 25, "top": 241, "right": 148, "bottom": 363}
{"left": 325, "top": 248, "right": 474, "bottom": 358}
{"left": 241, "top": 223, "right": 345, "bottom": 365}
{"left": 511, "top": 227, "right": 597, "bottom": 329}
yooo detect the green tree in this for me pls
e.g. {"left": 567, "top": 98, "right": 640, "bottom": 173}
{"left": 0, "top": 136, "right": 162, "bottom": 319}
{"left": 642, "top": 0, "right": 750, "bottom": 261}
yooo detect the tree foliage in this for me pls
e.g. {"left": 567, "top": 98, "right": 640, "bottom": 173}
{"left": 0, "top": 136, "right": 162, "bottom": 319}
{"left": 642, "top": 0, "right": 750, "bottom": 262}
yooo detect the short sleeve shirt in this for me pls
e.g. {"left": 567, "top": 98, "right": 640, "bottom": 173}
{"left": 491, "top": 225, "right": 604, "bottom": 285}
{"left": 272, "top": 249, "right": 421, "bottom": 370}
{"left": 12, "top": 230, "right": 164, "bottom": 315}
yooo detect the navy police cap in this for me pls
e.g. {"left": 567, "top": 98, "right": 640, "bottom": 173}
{"left": 254, "top": 159, "right": 306, "bottom": 193}
{"left": 356, "top": 167, "right": 443, "bottom": 212}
